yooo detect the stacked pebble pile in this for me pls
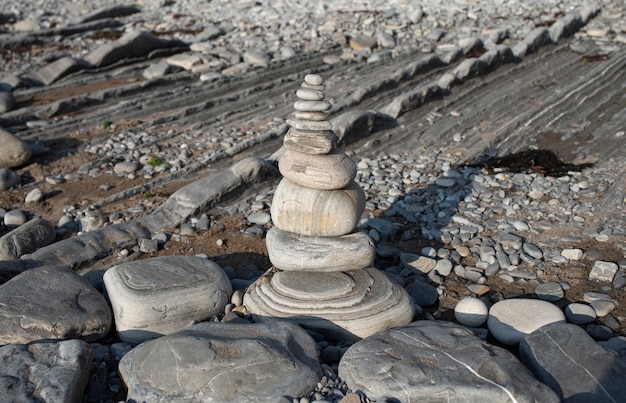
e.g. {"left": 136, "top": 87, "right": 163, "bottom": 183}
{"left": 244, "top": 74, "right": 414, "bottom": 340}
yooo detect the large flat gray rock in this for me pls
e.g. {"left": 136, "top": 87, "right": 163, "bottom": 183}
{"left": 119, "top": 321, "right": 322, "bottom": 402}
{"left": 104, "top": 255, "right": 232, "bottom": 343}
{"left": 0, "top": 339, "right": 92, "bottom": 403}
{"left": 0, "top": 266, "right": 111, "bottom": 345}
{"left": 339, "top": 321, "right": 559, "bottom": 402}
{"left": 520, "top": 322, "right": 626, "bottom": 402}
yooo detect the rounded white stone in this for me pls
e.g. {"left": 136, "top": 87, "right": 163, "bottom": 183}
{"left": 454, "top": 297, "right": 488, "bottom": 327}
{"left": 487, "top": 299, "right": 565, "bottom": 345}
{"left": 304, "top": 74, "right": 323, "bottom": 85}
{"left": 3, "top": 209, "right": 27, "bottom": 226}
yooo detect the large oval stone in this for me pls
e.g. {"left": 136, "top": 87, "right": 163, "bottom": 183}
{"left": 103, "top": 255, "right": 232, "bottom": 343}
{"left": 271, "top": 178, "right": 365, "bottom": 236}
{"left": 279, "top": 148, "right": 356, "bottom": 190}
{"left": 487, "top": 299, "right": 565, "bottom": 345}
{"left": 0, "top": 266, "right": 112, "bottom": 345}
{"left": 339, "top": 321, "right": 560, "bottom": 402}
{"left": 266, "top": 227, "right": 375, "bottom": 271}
{"left": 119, "top": 321, "right": 322, "bottom": 403}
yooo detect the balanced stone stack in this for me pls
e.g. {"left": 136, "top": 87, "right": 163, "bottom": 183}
{"left": 244, "top": 74, "right": 414, "bottom": 340}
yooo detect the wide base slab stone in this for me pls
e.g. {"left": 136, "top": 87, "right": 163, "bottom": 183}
{"left": 0, "top": 266, "right": 111, "bottom": 345}
{"left": 266, "top": 227, "right": 375, "bottom": 271}
{"left": 119, "top": 321, "right": 322, "bottom": 403}
{"left": 104, "top": 255, "right": 232, "bottom": 344}
{"left": 244, "top": 267, "right": 414, "bottom": 341}
{"left": 520, "top": 322, "right": 626, "bottom": 402}
{"left": 0, "top": 339, "right": 92, "bottom": 403}
{"left": 339, "top": 321, "right": 559, "bottom": 403}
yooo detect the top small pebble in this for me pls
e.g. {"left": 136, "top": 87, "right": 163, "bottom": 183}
{"left": 305, "top": 74, "right": 323, "bottom": 85}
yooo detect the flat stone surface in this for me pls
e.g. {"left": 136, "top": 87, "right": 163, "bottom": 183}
{"left": 271, "top": 178, "right": 365, "bottom": 237}
{"left": 266, "top": 227, "right": 375, "bottom": 271}
{"left": 488, "top": 299, "right": 566, "bottom": 345}
{"left": 119, "top": 321, "right": 322, "bottom": 403}
{"left": 244, "top": 267, "right": 414, "bottom": 340}
{"left": 103, "top": 255, "right": 232, "bottom": 343}
{"left": 279, "top": 148, "right": 356, "bottom": 190}
{"left": 0, "top": 266, "right": 111, "bottom": 345}
{"left": 283, "top": 128, "right": 336, "bottom": 154}
{"left": 520, "top": 322, "right": 626, "bottom": 402}
{"left": 339, "top": 321, "right": 559, "bottom": 402}
{"left": 0, "top": 339, "right": 92, "bottom": 403}
{"left": 589, "top": 260, "right": 619, "bottom": 282}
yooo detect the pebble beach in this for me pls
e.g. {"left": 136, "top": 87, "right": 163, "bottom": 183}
{"left": 1, "top": 0, "right": 625, "bottom": 402}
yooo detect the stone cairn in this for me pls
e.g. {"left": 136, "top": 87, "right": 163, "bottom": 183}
{"left": 244, "top": 74, "right": 414, "bottom": 340}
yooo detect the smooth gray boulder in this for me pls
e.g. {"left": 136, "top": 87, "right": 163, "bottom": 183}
{"left": 104, "top": 255, "right": 232, "bottom": 343}
{"left": 0, "top": 339, "right": 92, "bottom": 403}
{"left": 266, "top": 227, "right": 375, "bottom": 271}
{"left": 381, "top": 82, "right": 441, "bottom": 118}
{"left": 339, "top": 321, "right": 559, "bottom": 402}
{"left": 0, "top": 217, "right": 56, "bottom": 260}
{"left": 520, "top": 322, "right": 626, "bottom": 402}
{"left": 119, "top": 321, "right": 322, "bottom": 402}
{"left": 0, "top": 266, "right": 111, "bottom": 345}
{"left": 0, "top": 167, "right": 20, "bottom": 191}
{"left": 0, "top": 128, "right": 31, "bottom": 168}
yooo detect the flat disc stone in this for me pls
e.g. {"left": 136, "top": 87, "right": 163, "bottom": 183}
{"left": 244, "top": 267, "right": 414, "bottom": 340}
{"left": 273, "top": 271, "right": 357, "bottom": 299}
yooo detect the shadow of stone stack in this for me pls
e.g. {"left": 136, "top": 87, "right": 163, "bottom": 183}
{"left": 244, "top": 74, "right": 414, "bottom": 341}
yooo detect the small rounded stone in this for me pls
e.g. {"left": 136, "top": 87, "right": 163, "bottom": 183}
{"left": 535, "top": 282, "right": 564, "bottom": 302}
{"left": 454, "top": 297, "right": 489, "bottom": 327}
{"left": 565, "top": 303, "right": 596, "bottom": 324}
{"left": 3, "top": 209, "right": 27, "bottom": 226}
{"left": 304, "top": 74, "right": 323, "bottom": 85}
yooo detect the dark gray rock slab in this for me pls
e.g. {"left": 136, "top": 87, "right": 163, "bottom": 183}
{"left": 84, "top": 30, "right": 180, "bottom": 68}
{"left": 330, "top": 109, "right": 396, "bottom": 146}
{"left": 103, "top": 255, "right": 232, "bottom": 344}
{"left": 381, "top": 82, "right": 441, "bottom": 118}
{"left": 150, "top": 157, "right": 278, "bottom": 228}
{"left": 0, "top": 217, "right": 55, "bottom": 260}
{"left": 31, "top": 56, "right": 93, "bottom": 86}
{"left": 0, "top": 258, "right": 26, "bottom": 285}
{"left": 71, "top": 4, "right": 141, "bottom": 25}
{"left": 0, "top": 266, "right": 111, "bottom": 345}
{"left": 339, "top": 321, "right": 559, "bottom": 402}
{"left": 119, "top": 321, "right": 322, "bottom": 402}
{"left": 22, "top": 220, "right": 150, "bottom": 270}
{"left": 0, "top": 90, "right": 14, "bottom": 113}
{"left": 520, "top": 322, "right": 626, "bottom": 402}
{"left": 0, "top": 339, "right": 92, "bottom": 403}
